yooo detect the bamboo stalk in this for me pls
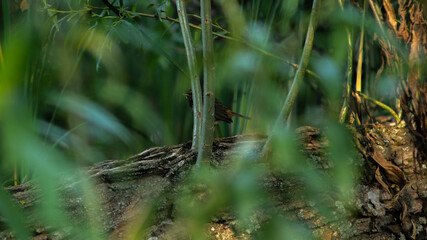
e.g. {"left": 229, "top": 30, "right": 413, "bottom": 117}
{"left": 263, "top": 0, "right": 321, "bottom": 153}
{"left": 176, "top": 0, "right": 203, "bottom": 150}
{"left": 196, "top": 0, "right": 216, "bottom": 166}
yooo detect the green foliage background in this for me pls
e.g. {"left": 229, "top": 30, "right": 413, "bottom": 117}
{"left": 1, "top": 0, "right": 420, "bottom": 239}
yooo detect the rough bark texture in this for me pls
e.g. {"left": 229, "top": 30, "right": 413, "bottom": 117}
{"left": 1, "top": 124, "right": 426, "bottom": 239}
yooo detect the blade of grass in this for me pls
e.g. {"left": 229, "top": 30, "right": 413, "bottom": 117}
{"left": 44, "top": 51, "right": 84, "bottom": 142}
{"left": 357, "top": 92, "right": 400, "bottom": 123}
{"left": 250, "top": 0, "right": 261, "bottom": 28}
{"left": 232, "top": 87, "right": 243, "bottom": 136}
{"left": 130, "top": 20, "right": 189, "bottom": 79}
{"left": 356, "top": 0, "right": 366, "bottom": 93}
{"left": 241, "top": 1, "right": 281, "bottom": 134}
{"left": 338, "top": 28, "right": 353, "bottom": 123}
{"left": 218, "top": 0, "right": 249, "bottom": 136}
{"left": 338, "top": 0, "right": 354, "bottom": 123}
{"left": 51, "top": 122, "right": 86, "bottom": 149}
{"left": 353, "top": 0, "right": 367, "bottom": 125}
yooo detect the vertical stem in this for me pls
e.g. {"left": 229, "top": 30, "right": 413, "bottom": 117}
{"left": 353, "top": 0, "right": 366, "bottom": 125}
{"left": 356, "top": 0, "right": 366, "bottom": 93}
{"left": 338, "top": 0, "right": 354, "bottom": 123}
{"left": 339, "top": 28, "right": 353, "bottom": 123}
{"left": 263, "top": 0, "right": 321, "bottom": 153}
{"left": 14, "top": 168, "right": 18, "bottom": 186}
{"left": 176, "top": 0, "right": 202, "bottom": 150}
{"left": 197, "top": 0, "right": 216, "bottom": 166}
{"left": 241, "top": 82, "right": 254, "bottom": 133}
{"left": 232, "top": 87, "right": 242, "bottom": 135}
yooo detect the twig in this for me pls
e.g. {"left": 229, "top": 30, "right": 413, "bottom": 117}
{"left": 100, "top": 0, "right": 121, "bottom": 17}
{"left": 84, "top": 5, "right": 320, "bottom": 79}
{"left": 183, "top": 13, "right": 230, "bottom": 33}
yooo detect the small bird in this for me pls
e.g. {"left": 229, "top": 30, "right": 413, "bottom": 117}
{"left": 184, "top": 90, "right": 251, "bottom": 123}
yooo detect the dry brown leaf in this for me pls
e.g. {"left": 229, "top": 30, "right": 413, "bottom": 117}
{"left": 400, "top": 200, "right": 414, "bottom": 235}
{"left": 410, "top": 218, "right": 417, "bottom": 239}
{"left": 382, "top": 0, "right": 398, "bottom": 35}
{"left": 375, "top": 55, "right": 385, "bottom": 80}
{"left": 398, "top": 0, "right": 410, "bottom": 42}
{"left": 371, "top": 150, "right": 406, "bottom": 189}
{"left": 400, "top": 199, "right": 408, "bottom": 221}
{"left": 375, "top": 167, "right": 392, "bottom": 195}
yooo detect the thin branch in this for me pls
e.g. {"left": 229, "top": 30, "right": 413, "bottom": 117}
{"left": 83, "top": 5, "right": 320, "bottom": 79}
{"left": 182, "top": 13, "right": 230, "bottom": 33}
{"left": 100, "top": 0, "right": 121, "bottom": 17}
{"left": 46, "top": 8, "right": 90, "bottom": 14}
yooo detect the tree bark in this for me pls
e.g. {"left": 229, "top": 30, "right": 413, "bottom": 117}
{"left": 1, "top": 124, "right": 426, "bottom": 239}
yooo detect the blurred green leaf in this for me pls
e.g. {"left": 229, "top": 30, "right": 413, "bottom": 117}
{"left": 56, "top": 93, "right": 132, "bottom": 144}
{"left": 0, "top": 0, "right": 415, "bottom": 238}
{"left": 0, "top": 189, "right": 31, "bottom": 240}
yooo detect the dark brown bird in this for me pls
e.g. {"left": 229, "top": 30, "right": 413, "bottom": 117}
{"left": 184, "top": 90, "right": 251, "bottom": 123}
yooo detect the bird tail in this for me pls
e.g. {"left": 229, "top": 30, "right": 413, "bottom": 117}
{"left": 229, "top": 111, "right": 251, "bottom": 120}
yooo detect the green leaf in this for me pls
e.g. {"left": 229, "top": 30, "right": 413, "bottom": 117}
{"left": 0, "top": 189, "right": 31, "bottom": 240}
